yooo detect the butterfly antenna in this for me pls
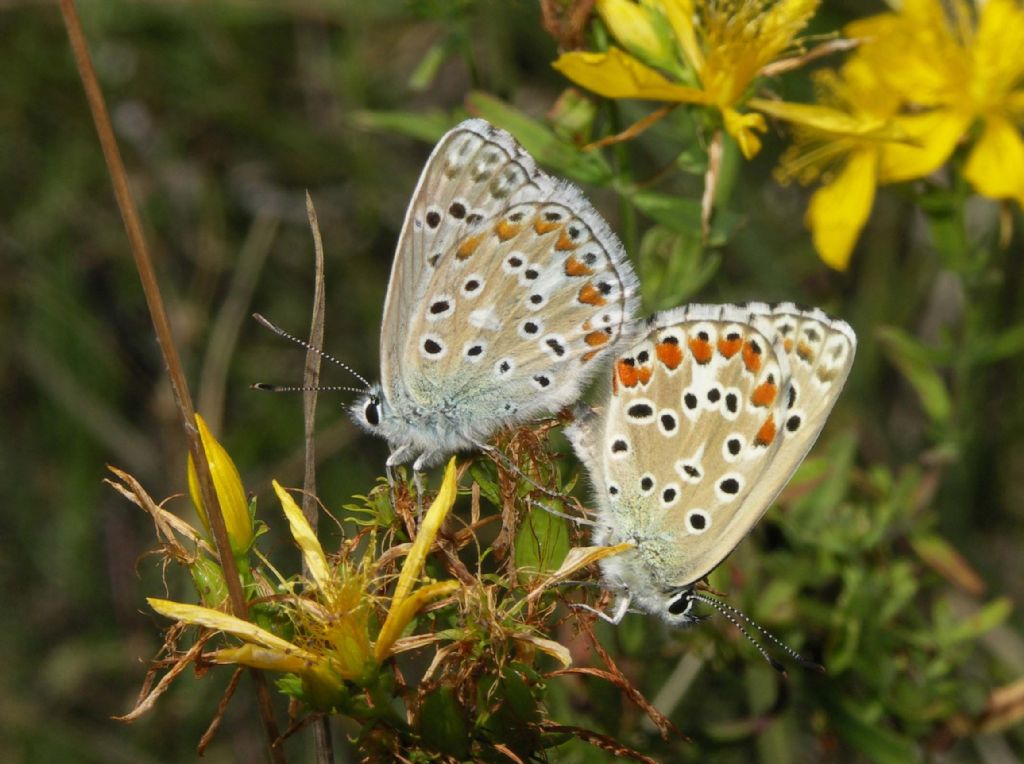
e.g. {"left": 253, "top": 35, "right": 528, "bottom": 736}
{"left": 691, "top": 593, "right": 823, "bottom": 675}
{"left": 527, "top": 498, "right": 600, "bottom": 527}
{"left": 252, "top": 313, "right": 372, "bottom": 390}
{"left": 252, "top": 383, "right": 369, "bottom": 395}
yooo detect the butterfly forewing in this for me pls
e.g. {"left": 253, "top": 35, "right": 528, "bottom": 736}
{"left": 392, "top": 121, "right": 640, "bottom": 430}
{"left": 380, "top": 120, "right": 548, "bottom": 390}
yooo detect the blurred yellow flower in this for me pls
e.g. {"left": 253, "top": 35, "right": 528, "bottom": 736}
{"left": 187, "top": 414, "right": 253, "bottom": 553}
{"left": 553, "top": 0, "right": 822, "bottom": 158}
{"left": 848, "top": 0, "right": 1024, "bottom": 206}
{"left": 775, "top": 0, "right": 1024, "bottom": 269}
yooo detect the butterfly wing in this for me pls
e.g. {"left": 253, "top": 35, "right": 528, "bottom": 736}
{"left": 384, "top": 120, "right": 640, "bottom": 446}
{"left": 575, "top": 303, "right": 856, "bottom": 592}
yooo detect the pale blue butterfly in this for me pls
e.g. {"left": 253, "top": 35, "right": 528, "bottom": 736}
{"left": 567, "top": 302, "right": 856, "bottom": 637}
{"left": 351, "top": 120, "right": 640, "bottom": 471}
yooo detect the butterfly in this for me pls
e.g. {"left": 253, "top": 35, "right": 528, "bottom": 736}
{"left": 351, "top": 119, "right": 640, "bottom": 471}
{"left": 567, "top": 302, "right": 856, "bottom": 625}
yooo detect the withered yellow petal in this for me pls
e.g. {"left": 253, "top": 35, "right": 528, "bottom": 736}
{"left": 553, "top": 48, "right": 706, "bottom": 103}
{"left": 527, "top": 542, "right": 635, "bottom": 606}
{"left": 273, "top": 480, "right": 331, "bottom": 596}
{"left": 964, "top": 115, "right": 1024, "bottom": 203}
{"left": 806, "top": 147, "right": 877, "bottom": 271}
{"left": 148, "top": 597, "right": 316, "bottom": 660}
{"left": 375, "top": 580, "right": 460, "bottom": 662}
{"left": 213, "top": 644, "right": 315, "bottom": 673}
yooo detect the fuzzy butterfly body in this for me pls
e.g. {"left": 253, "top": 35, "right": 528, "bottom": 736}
{"left": 567, "top": 302, "right": 856, "bottom": 624}
{"left": 353, "top": 120, "right": 640, "bottom": 470}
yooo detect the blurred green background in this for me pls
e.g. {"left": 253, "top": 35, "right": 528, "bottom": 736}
{"left": 3, "top": 0, "right": 1023, "bottom": 761}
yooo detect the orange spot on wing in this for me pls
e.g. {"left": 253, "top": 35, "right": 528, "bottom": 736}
{"left": 751, "top": 381, "right": 777, "bottom": 407}
{"left": 495, "top": 219, "right": 521, "bottom": 241}
{"left": 534, "top": 218, "right": 560, "bottom": 235}
{"left": 688, "top": 337, "right": 713, "bottom": 365}
{"left": 616, "top": 360, "right": 639, "bottom": 388}
{"left": 637, "top": 365, "right": 652, "bottom": 385}
{"left": 656, "top": 341, "right": 683, "bottom": 370}
{"left": 755, "top": 416, "right": 777, "bottom": 447}
{"left": 718, "top": 337, "right": 742, "bottom": 358}
{"left": 783, "top": 338, "right": 794, "bottom": 353}
{"left": 797, "top": 341, "right": 814, "bottom": 362}
{"left": 555, "top": 231, "right": 578, "bottom": 251}
{"left": 584, "top": 330, "right": 610, "bottom": 347}
{"left": 611, "top": 367, "right": 619, "bottom": 394}
{"left": 578, "top": 283, "right": 606, "bottom": 306}
{"left": 742, "top": 341, "right": 762, "bottom": 373}
{"left": 582, "top": 349, "right": 599, "bottom": 363}
{"left": 456, "top": 234, "right": 484, "bottom": 260}
{"left": 564, "top": 256, "right": 594, "bottom": 277}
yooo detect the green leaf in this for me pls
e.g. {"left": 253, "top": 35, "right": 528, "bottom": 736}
{"left": 514, "top": 503, "right": 570, "bottom": 581}
{"left": 625, "top": 189, "right": 702, "bottom": 233}
{"left": 944, "top": 597, "right": 1012, "bottom": 645}
{"left": 349, "top": 109, "right": 456, "bottom": 143}
{"left": 469, "top": 461, "right": 502, "bottom": 506}
{"left": 418, "top": 686, "right": 470, "bottom": 758}
{"left": 466, "top": 91, "right": 614, "bottom": 185}
{"left": 825, "top": 695, "right": 920, "bottom": 764}
{"left": 876, "top": 326, "right": 952, "bottom": 424}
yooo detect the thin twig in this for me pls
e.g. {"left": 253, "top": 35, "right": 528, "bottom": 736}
{"left": 302, "top": 192, "right": 334, "bottom": 763}
{"left": 58, "top": 2, "right": 284, "bottom": 759}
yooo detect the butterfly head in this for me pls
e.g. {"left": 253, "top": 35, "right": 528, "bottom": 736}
{"left": 351, "top": 385, "right": 385, "bottom": 433}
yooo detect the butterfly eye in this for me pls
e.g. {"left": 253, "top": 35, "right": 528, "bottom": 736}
{"left": 364, "top": 400, "right": 380, "bottom": 427}
{"left": 667, "top": 592, "right": 693, "bottom": 616}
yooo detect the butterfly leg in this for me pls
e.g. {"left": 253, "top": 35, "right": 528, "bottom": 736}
{"left": 411, "top": 453, "right": 433, "bottom": 518}
{"left": 471, "top": 438, "right": 573, "bottom": 504}
{"left": 385, "top": 446, "right": 414, "bottom": 516}
{"left": 529, "top": 499, "right": 600, "bottom": 527}
{"left": 570, "top": 592, "right": 632, "bottom": 625}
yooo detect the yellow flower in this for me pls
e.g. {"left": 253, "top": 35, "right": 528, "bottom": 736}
{"left": 852, "top": 0, "right": 1024, "bottom": 200}
{"left": 777, "top": 0, "right": 1024, "bottom": 269}
{"left": 187, "top": 414, "right": 253, "bottom": 553}
{"left": 553, "top": 0, "right": 821, "bottom": 158}
{"left": 152, "top": 458, "right": 463, "bottom": 705}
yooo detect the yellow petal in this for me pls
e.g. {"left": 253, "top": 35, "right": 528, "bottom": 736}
{"left": 654, "top": 0, "right": 703, "bottom": 73}
{"left": 597, "top": 0, "right": 677, "bottom": 72}
{"left": 188, "top": 414, "right": 252, "bottom": 552}
{"left": 553, "top": 48, "right": 707, "bottom": 103}
{"left": 390, "top": 457, "right": 459, "bottom": 609}
{"left": 374, "top": 580, "right": 460, "bottom": 662}
{"left": 806, "top": 147, "right": 878, "bottom": 270}
{"left": 213, "top": 644, "right": 315, "bottom": 674}
{"left": 273, "top": 480, "right": 332, "bottom": 597}
{"left": 148, "top": 597, "right": 316, "bottom": 660}
{"left": 722, "top": 108, "right": 767, "bottom": 159}
{"left": 964, "top": 115, "right": 1024, "bottom": 203}
{"left": 749, "top": 98, "right": 907, "bottom": 141}
{"left": 972, "top": 0, "right": 1024, "bottom": 105}
{"left": 877, "top": 109, "right": 970, "bottom": 183}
